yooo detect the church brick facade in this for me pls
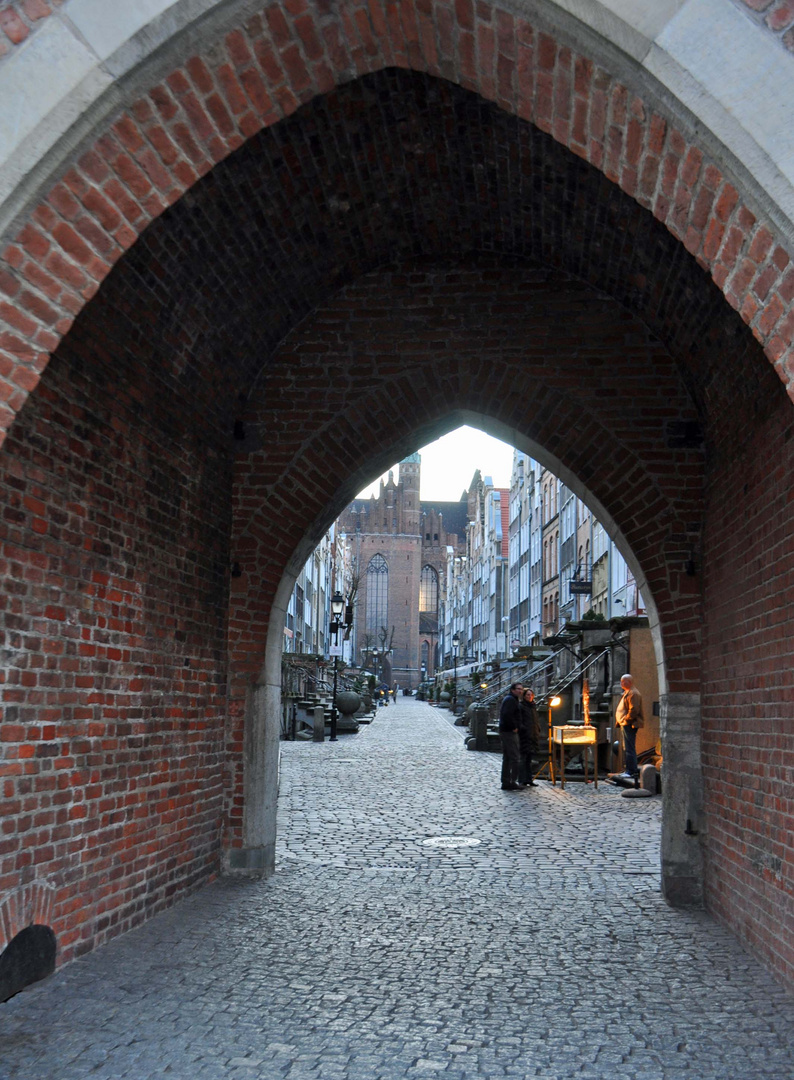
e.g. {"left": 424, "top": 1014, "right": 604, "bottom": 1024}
{"left": 339, "top": 455, "right": 467, "bottom": 686}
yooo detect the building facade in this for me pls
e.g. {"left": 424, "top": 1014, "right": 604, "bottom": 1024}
{"left": 441, "top": 450, "right": 643, "bottom": 671}
{"left": 283, "top": 520, "right": 358, "bottom": 665}
{"left": 298, "top": 447, "right": 645, "bottom": 682}
{"left": 337, "top": 455, "right": 467, "bottom": 688}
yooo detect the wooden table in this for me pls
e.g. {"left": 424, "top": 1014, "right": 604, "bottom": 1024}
{"left": 552, "top": 725, "right": 598, "bottom": 789}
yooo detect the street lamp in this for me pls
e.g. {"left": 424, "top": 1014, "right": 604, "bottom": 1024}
{"left": 329, "top": 590, "right": 345, "bottom": 742}
{"left": 535, "top": 694, "right": 561, "bottom": 784}
{"left": 548, "top": 695, "right": 561, "bottom": 783}
{"left": 452, "top": 632, "right": 460, "bottom": 712}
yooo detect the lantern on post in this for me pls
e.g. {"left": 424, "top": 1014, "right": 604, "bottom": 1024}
{"left": 329, "top": 591, "right": 345, "bottom": 742}
{"left": 451, "top": 632, "right": 460, "bottom": 712}
{"left": 534, "top": 695, "right": 561, "bottom": 784}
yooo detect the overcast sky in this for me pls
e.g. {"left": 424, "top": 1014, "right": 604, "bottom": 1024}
{"left": 356, "top": 425, "right": 516, "bottom": 502}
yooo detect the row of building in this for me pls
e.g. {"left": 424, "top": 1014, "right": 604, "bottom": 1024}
{"left": 284, "top": 442, "right": 643, "bottom": 691}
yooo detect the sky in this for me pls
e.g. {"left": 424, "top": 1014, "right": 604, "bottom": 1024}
{"left": 356, "top": 425, "right": 516, "bottom": 501}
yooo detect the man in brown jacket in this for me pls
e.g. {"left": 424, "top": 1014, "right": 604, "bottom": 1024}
{"left": 615, "top": 673, "right": 644, "bottom": 779}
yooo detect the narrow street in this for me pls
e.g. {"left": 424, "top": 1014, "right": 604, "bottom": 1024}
{"left": 2, "top": 698, "right": 792, "bottom": 1080}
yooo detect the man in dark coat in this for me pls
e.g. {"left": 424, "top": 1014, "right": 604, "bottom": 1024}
{"left": 498, "top": 682, "right": 523, "bottom": 790}
{"left": 518, "top": 688, "right": 539, "bottom": 787}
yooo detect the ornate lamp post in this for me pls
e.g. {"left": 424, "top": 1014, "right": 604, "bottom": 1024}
{"left": 452, "top": 631, "right": 460, "bottom": 712}
{"left": 534, "top": 694, "right": 561, "bottom": 783}
{"left": 329, "top": 590, "right": 345, "bottom": 742}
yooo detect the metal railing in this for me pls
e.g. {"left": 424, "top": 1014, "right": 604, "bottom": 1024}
{"left": 478, "top": 651, "right": 558, "bottom": 708}
{"left": 535, "top": 647, "right": 611, "bottom": 707}
{"left": 478, "top": 644, "right": 611, "bottom": 713}
{"left": 282, "top": 662, "right": 357, "bottom": 701}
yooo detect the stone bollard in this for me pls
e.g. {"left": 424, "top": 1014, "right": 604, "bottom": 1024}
{"left": 313, "top": 705, "right": 325, "bottom": 742}
{"left": 640, "top": 763, "right": 658, "bottom": 794}
{"left": 622, "top": 763, "right": 657, "bottom": 798}
{"left": 470, "top": 706, "right": 489, "bottom": 752}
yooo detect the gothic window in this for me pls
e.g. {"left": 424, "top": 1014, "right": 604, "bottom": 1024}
{"left": 366, "top": 554, "right": 388, "bottom": 634}
{"left": 419, "top": 565, "right": 439, "bottom": 614}
{"left": 419, "top": 565, "right": 439, "bottom": 634}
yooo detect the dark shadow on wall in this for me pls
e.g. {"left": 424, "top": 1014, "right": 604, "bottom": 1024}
{"left": 0, "top": 925, "right": 56, "bottom": 1002}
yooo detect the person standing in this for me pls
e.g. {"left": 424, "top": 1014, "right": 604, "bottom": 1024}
{"left": 615, "top": 673, "right": 644, "bottom": 779}
{"left": 518, "top": 688, "right": 539, "bottom": 787}
{"left": 498, "top": 682, "right": 523, "bottom": 790}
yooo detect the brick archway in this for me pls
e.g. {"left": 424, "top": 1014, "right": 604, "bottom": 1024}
{"left": 0, "top": 0, "right": 792, "bottom": 450}
{"left": 1, "top": 17, "right": 793, "bottom": 988}
{"left": 227, "top": 258, "right": 708, "bottom": 901}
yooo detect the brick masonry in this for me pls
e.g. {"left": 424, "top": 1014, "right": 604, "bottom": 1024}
{"left": 354, "top": 531, "right": 424, "bottom": 678}
{"left": 0, "top": 0, "right": 792, "bottom": 444}
{"left": 701, "top": 382, "right": 794, "bottom": 987}
{"left": 339, "top": 459, "right": 466, "bottom": 682}
{"left": 0, "top": 9, "right": 791, "bottom": 989}
{"left": 0, "top": 315, "right": 230, "bottom": 963}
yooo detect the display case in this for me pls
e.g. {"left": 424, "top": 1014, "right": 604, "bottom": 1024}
{"left": 552, "top": 725, "right": 598, "bottom": 789}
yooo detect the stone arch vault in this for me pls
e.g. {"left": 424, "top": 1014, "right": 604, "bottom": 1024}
{"left": 0, "top": 5, "right": 792, "bottom": 988}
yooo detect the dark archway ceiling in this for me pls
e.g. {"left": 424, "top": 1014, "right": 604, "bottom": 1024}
{"left": 66, "top": 67, "right": 776, "bottom": 437}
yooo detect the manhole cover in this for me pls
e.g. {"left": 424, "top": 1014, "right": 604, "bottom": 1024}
{"left": 422, "top": 836, "right": 482, "bottom": 848}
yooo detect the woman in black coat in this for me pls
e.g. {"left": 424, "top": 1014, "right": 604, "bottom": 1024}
{"left": 518, "top": 688, "right": 540, "bottom": 787}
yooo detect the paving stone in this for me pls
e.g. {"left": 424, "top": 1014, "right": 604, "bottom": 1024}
{"left": 0, "top": 699, "right": 793, "bottom": 1079}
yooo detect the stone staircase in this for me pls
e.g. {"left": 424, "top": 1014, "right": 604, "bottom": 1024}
{"left": 292, "top": 689, "right": 375, "bottom": 738}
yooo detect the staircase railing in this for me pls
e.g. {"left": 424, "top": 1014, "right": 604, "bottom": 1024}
{"left": 478, "top": 644, "right": 611, "bottom": 718}
{"left": 479, "top": 651, "right": 558, "bottom": 708}
{"left": 282, "top": 662, "right": 357, "bottom": 700}
{"left": 535, "top": 647, "right": 611, "bottom": 707}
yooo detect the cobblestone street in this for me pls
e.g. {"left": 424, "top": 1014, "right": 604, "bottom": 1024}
{"left": 1, "top": 698, "right": 792, "bottom": 1079}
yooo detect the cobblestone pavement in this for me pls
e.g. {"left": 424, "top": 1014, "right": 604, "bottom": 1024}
{"left": 2, "top": 699, "right": 793, "bottom": 1080}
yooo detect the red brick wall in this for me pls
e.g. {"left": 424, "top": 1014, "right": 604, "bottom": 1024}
{"left": 0, "top": 310, "right": 230, "bottom": 964}
{"left": 1, "top": 226, "right": 791, "bottom": 990}
{"left": 0, "top": 2, "right": 792, "bottom": 988}
{"left": 701, "top": 364, "right": 794, "bottom": 986}
{"left": 0, "top": 2, "right": 793, "bottom": 452}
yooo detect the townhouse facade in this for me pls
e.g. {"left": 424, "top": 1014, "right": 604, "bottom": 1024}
{"left": 441, "top": 450, "right": 642, "bottom": 670}
{"left": 283, "top": 522, "right": 356, "bottom": 663}
{"left": 290, "top": 446, "right": 643, "bottom": 686}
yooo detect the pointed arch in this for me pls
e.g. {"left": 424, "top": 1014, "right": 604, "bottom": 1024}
{"left": 419, "top": 565, "right": 439, "bottom": 617}
{"left": 0, "top": 2, "right": 792, "bottom": 451}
